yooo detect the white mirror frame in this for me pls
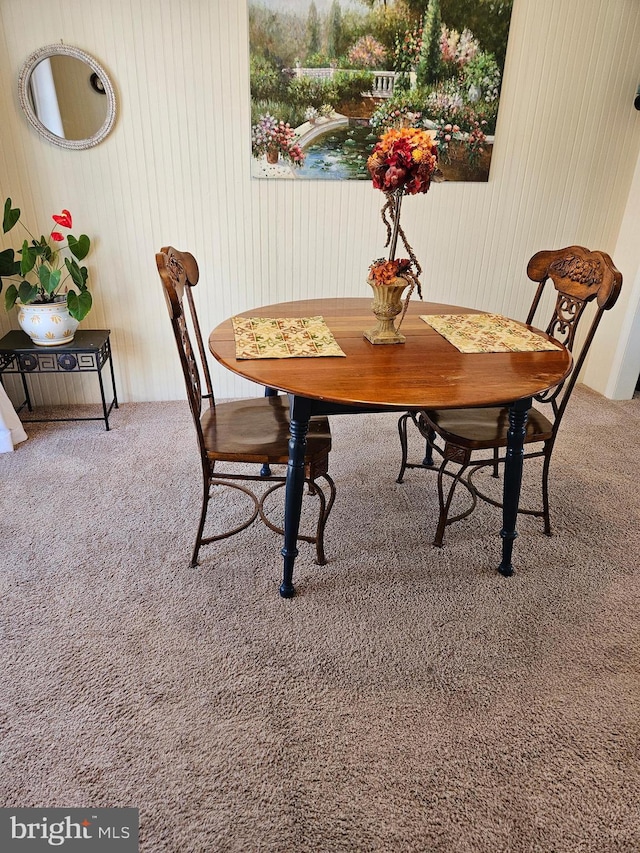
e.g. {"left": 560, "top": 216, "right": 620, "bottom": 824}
{"left": 18, "top": 44, "right": 117, "bottom": 150}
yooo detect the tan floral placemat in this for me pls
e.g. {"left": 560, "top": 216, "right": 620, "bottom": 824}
{"left": 420, "top": 313, "right": 560, "bottom": 353}
{"left": 232, "top": 315, "right": 346, "bottom": 359}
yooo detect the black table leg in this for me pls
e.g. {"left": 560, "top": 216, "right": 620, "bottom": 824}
{"left": 498, "top": 396, "right": 531, "bottom": 577}
{"left": 280, "top": 395, "right": 312, "bottom": 598}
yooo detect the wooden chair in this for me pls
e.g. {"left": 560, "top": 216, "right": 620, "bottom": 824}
{"left": 157, "top": 246, "right": 336, "bottom": 568}
{"left": 396, "top": 246, "right": 622, "bottom": 546}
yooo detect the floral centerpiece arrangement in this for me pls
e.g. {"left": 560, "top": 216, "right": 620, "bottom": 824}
{"left": 0, "top": 197, "right": 92, "bottom": 321}
{"left": 367, "top": 126, "right": 438, "bottom": 197}
{"left": 251, "top": 113, "right": 305, "bottom": 167}
{"left": 364, "top": 127, "right": 438, "bottom": 344}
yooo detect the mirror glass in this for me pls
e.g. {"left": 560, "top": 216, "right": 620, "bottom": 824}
{"left": 18, "top": 45, "right": 116, "bottom": 150}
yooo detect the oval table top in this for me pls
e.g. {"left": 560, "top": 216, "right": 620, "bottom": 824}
{"left": 208, "top": 297, "right": 572, "bottom": 411}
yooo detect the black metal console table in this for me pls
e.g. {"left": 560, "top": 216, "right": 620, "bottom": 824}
{"left": 0, "top": 329, "right": 119, "bottom": 430}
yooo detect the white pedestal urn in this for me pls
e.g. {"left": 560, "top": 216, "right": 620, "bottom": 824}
{"left": 17, "top": 297, "right": 79, "bottom": 346}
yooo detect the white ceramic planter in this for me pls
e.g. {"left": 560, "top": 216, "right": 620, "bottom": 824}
{"left": 17, "top": 298, "right": 79, "bottom": 346}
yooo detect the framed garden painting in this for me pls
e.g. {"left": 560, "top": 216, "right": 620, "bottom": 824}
{"left": 249, "top": 0, "right": 514, "bottom": 182}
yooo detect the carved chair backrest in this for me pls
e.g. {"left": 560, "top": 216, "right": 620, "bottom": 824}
{"left": 525, "top": 246, "right": 622, "bottom": 428}
{"left": 157, "top": 247, "right": 215, "bottom": 457}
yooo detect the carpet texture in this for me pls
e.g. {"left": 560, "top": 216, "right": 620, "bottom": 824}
{"left": 1, "top": 386, "right": 639, "bottom": 852}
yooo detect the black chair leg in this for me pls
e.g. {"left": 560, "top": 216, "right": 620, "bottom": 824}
{"left": 310, "top": 474, "right": 337, "bottom": 566}
{"left": 434, "top": 459, "right": 469, "bottom": 547}
{"left": 541, "top": 450, "right": 552, "bottom": 535}
{"left": 398, "top": 414, "right": 436, "bottom": 483}
{"left": 191, "top": 478, "right": 211, "bottom": 567}
{"left": 397, "top": 413, "right": 410, "bottom": 483}
{"left": 423, "top": 427, "right": 436, "bottom": 466}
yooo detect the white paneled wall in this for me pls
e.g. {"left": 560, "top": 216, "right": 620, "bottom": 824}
{"left": 1, "top": 0, "right": 639, "bottom": 405}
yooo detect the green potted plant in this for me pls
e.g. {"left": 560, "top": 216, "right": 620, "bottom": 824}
{"left": 0, "top": 197, "right": 92, "bottom": 345}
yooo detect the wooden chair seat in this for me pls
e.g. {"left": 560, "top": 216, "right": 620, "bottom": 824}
{"left": 201, "top": 395, "right": 330, "bottom": 474}
{"left": 421, "top": 405, "right": 553, "bottom": 450}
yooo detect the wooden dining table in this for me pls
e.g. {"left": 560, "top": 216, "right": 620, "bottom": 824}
{"left": 209, "top": 297, "right": 572, "bottom": 597}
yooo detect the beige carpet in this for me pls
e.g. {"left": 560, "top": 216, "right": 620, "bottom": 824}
{"left": 1, "top": 386, "right": 639, "bottom": 852}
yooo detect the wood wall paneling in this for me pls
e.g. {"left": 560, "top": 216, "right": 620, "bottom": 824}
{"left": 0, "top": 0, "right": 639, "bottom": 406}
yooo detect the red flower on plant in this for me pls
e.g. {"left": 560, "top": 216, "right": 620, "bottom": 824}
{"left": 52, "top": 209, "right": 72, "bottom": 228}
{"left": 50, "top": 231, "right": 65, "bottom": 242}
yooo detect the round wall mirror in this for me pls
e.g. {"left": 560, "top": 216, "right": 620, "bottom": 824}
{"left": 18, "top": 44, "right": 117, "bottom": 150}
